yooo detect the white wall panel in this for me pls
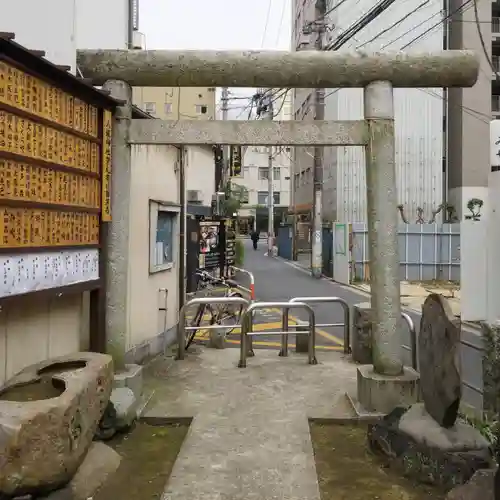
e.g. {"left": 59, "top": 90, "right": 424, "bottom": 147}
{"left": 324, "top": 0, "right": 444, "bottom": 222}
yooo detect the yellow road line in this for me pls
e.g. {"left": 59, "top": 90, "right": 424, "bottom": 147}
{"left": 193, "top": 319, "right": 343, "bottom": 348}
{"left": 225, "top": 339, "right": 342, "bottom": 350}
{"left": 252, "top": 309, "right": 344, "bottom": 346}
{"left": 194, "top": 321, "right": 291, "bottom": 339}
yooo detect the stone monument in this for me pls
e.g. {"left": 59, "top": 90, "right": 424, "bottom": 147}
{"left": 368, "top": 294, "right": 494, "bottom": 490}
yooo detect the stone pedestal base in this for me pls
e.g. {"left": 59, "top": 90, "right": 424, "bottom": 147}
{"left": 208, "top": 329, "right": 226, "bottom": 349}
{"left": 368, "top": 405, "right": 494, "bottom": 490}
{"left": 357, "top": 364, "right": 420, "bottom": 414}
{"left": 352, "top": 303, "right": 373, "bottom": 364}
{"left": 294, "top": 320, "right": 309, "bottom": 353}
{"left": 113, "top": 364, "right": 143, "bottom": 402}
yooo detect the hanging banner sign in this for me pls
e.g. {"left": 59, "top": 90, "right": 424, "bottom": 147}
{"left": 101, "top": 110, "right": 112, "bottom": 221}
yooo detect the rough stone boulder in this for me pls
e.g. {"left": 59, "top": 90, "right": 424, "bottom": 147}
{"left": 419, "top": 293, "right": 462, "bottom": 427}
{"left": 0, "top": 352, "right": 113, "bottom": 497}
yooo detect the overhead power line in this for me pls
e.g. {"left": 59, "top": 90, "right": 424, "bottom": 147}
{"left": 324, "top": 0, "right": 399, "bottom": 51}
{"left": 400, "top": 0, "right": 474, "bottom": 49}
{"left": 355, "top": 0, "right": 433, "bottom": 49}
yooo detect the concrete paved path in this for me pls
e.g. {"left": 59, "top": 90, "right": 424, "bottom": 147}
{"left": 145, "top": 348, "right": 357, "bottom": 500}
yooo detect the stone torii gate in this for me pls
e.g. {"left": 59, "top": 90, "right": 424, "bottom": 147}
{"left": 77, "top": 49, "right": 478, "bottom": 412}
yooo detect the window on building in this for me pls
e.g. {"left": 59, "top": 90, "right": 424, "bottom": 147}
{"left": 258, "top": 167, "right": 281, "bottom": 180}
{"left": 164, "top": 102, "right": 173, "bottom": 114}
{"left": 144, "top": 102, "right": 156, "bottom": 115}
{"left": 243, "top": 166, "right": 250, "bottom": 177}
{"left": 257, "top": 191, "right": 281, "bottom": 205}
{"left": 195, "top": 104, "right": 208, "bottom": 114}
{"left": 149, "top": 201, "right": 179, "bottom": 272}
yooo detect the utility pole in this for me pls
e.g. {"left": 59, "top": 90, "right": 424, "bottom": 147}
{"left": 266, "top": 93, "right": 274, "bottom": 257}
{"left": 221, "top": 87, "right": 229, "bottom": 187}
{"left": 309, "top": 8, "right": 326, "bottom": 277}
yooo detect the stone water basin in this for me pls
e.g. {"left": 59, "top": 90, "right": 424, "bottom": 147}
{"left": 0, "top": 352, "right": 113, "bottom": 497}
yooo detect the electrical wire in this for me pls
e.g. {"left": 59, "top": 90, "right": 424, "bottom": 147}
{"left": 473, "top": 0, "right": 498, "bottom": 77}
{"left": 420, "top": 88, "right": 491, "bottom": 123}
{"left": 275, "top": 0, "right": 287, "bottom": 46}
{"left": 400, "top": 0, "right": 474, "bottom": 49}
{"left": 324, "top": 0, "right": 399, "bottom": 51}
{"left": 355, "top": 0, "right": 433, "bottom": 49}
{"left": 272, "top": 89, "right": 290, "bottom": 118}
{"left": 261, "top": 0, "right": 273, "bottom": 47}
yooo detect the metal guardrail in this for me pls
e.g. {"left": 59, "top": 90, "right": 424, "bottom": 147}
{"left": 230, "top": 266, "right": 255, "bottom": 300}
{"left": 238, "top": 301, "right": 317, "bottom": 368}
{"left": 401, "top": 312, "right": 417, "bottom": 370}
{"left": 289, "top": 296, "right": 350, "bottom": 354}
{"left": 177, "top": 296, "right": 250, "bottom": 360}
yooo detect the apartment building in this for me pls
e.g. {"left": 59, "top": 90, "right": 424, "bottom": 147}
{"left": 292, "top": 0, "right": 491, "bottom": 223}
{"left": 132, "top": 87, "right": 216, "bottom": 120}
{"left": 232, "top": 90, "right": 293, "bottom": 232}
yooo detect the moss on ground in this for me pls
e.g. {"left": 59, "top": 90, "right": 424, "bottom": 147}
{"left": 94, "top": 422, "right": 189, "bottom": 500}
{"left": 310, "top": 422, "right": 444, "bottom": 500}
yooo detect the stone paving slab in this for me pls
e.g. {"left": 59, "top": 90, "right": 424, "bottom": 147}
{"left": 144, "top": 348, "right": 358, "bottom": 500}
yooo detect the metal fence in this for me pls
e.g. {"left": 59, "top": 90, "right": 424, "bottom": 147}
{"left": 351, "top": 223, "right": 460, "bottom": 282}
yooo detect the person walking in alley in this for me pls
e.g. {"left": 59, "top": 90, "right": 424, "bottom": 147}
{"left": 250, "top": 230, "right": 259, "bottom": 250}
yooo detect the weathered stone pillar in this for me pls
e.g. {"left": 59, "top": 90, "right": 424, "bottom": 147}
{"left": 102, "top": 80, "right": 132, "bottom": 371}
{"left": 353, "top": 82, "right": 420, "bottom": 415}
{"left": 363, "top": 80, "right": 403, "bottom": 376}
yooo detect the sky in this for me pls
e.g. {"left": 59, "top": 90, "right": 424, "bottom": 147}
{"left": 139, "top": 0, "right": 292, "bottom": 118}
{"left": 139, "top": 0, "right": 291, "bottom": 51}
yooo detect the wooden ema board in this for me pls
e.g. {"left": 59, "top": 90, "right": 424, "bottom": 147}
{"left": 0, "top": 60, "right": 111, "bottom": 250}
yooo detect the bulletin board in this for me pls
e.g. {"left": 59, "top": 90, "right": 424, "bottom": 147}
{"left": 0, "top": 54, "right": 114, "bottom": 298}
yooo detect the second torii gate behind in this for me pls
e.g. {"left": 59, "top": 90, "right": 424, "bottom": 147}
{"left": 77, "top": 48, "right": 479, "bottom": 412}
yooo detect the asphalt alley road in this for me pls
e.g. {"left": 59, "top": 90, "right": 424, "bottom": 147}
{"left": 236, "top": 238, "right": 484, "bottom": 411}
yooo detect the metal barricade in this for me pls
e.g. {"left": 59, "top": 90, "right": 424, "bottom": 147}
{"left": 401, "top": 312, "right": 417, "bottom": 370}
{"left": 230, "top": 266, "right": 255, "bottom": 300}
{"left": 177, "top": 296, "right": 250, "bottom": 360}
{"left": 238, "top": 301, "right": 317, "bottom": 368}
{"left": 288, "top": 297, "right": 350, "bottom": 354}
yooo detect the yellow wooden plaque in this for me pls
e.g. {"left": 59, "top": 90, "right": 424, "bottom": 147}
{"left": 0, "top": 60, "right": 112, "bottom": 250}
{"left": 0, "top": 206, "right": 99, "bottom": 248}
{"left": 0, "top": 110, "right": 96, "bottom": 173}
{"left": 0, "top": 61, "right": 99, "bottom": 137}
{"left": 0, "top": 158, "right": 100, "bottom": 209}
{"left": 101, "top": 109, "right": 112, "bottom": 221}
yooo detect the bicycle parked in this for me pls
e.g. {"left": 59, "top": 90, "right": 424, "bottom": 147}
{"left": 185, "top": 270, "right": 245, "bottom": 349}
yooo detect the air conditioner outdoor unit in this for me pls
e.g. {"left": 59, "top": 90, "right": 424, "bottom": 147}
{"left": 187, "top": 190, "right": 202, "bottom": 202}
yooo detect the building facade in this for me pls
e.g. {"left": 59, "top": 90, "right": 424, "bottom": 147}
{"left": 132, "top": 87, "right": 216, "bottom": 120}
{"left": 291, "top": 0, "right": 491, "bottom": 223}
{"left": 232, "top": 90, "right": 293, "bottom": 232}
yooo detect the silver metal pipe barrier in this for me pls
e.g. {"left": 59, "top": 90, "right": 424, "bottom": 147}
{"left": 401, "top": 312, "right": 417, "bottom": 370}
{"left": 238, "top": 301, "right": 317, "bottom": 368}
{"left": 289, "top": 297, "right": 351, "bottom": 354}
{"left": 230, "top": 266, "right": 256, "bottom": 300}
{"left": 177, "top": 296, "right": 250, "bottom": 360}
